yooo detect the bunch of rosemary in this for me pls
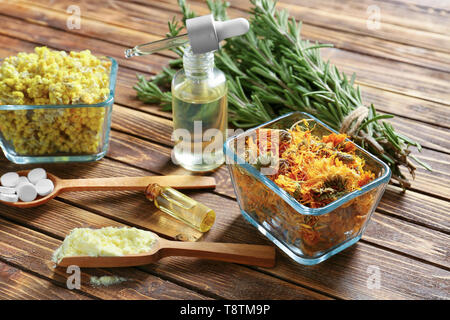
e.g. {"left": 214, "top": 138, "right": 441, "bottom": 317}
{"left": 134, "top": 0, "right": 430, "bottom": 188}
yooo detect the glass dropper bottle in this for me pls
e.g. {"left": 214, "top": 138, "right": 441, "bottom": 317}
{"left": 125, "top": 34, "right": 189, "bottom": 58}
{"left": 125, "top": 14, "right": 249, "bottom": 57}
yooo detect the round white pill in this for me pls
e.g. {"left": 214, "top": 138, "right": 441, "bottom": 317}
{"left": 28, "top": 168, "right": 47, "bottom": 184}
{"left": 35, "top": 179, "right": 54, "bottom": 197}
{"left": 17, "top": 183, "right": 38, "bottom": 202}
{"left": 0, "top": 186, "right": 16, "bottom": 194}
{"left": 16, "top": 176, "right": 31, "bottom": 189}
{"left": 1, "top": 172, "right": 19, "bottom": 187}
{"left": 0, "top": 193, "right": 19, "bottom": 203}
{"left": 17, "top": 176, "right": 29, "bottom": 185}
{"left": 16, "top": 182, "right": 32, "bottom": 193}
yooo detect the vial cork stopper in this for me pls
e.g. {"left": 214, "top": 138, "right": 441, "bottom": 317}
{"left": 145, "top": 183, "right": 163, "bottom": 201}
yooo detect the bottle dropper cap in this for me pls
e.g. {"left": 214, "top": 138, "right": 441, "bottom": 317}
{"left": 186, "top": 14, "right": 249, "bottom": 54}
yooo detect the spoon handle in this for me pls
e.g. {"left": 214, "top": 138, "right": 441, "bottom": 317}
{"left": 159, "top": 239, "right": 276, "bottom": 268}
{"left": 57, "top": 176, "right": 216, "bottom": 192}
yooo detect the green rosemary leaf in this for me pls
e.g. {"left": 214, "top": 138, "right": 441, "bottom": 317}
{"left": 358, "top": 114, "right": 394, "bottom": 133}
{"left": 133, "top": 0, "right": 429, "bottom": 188}
{"left": 409, "top": 154, "right": 432, "bottom": 171}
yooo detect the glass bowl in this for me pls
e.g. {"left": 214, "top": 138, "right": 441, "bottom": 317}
{"left": 0, "top": 57, "right": 118, "bottom": 164}
{"left": 224, "top": 112, "right": 391, "bottom": 265}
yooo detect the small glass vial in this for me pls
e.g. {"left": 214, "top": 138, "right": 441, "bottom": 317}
{"left": 145, "top": 183, "right": 216, "bottom": 232}
{"left": 171, "top": 46, "right": 227, "bottom": 172}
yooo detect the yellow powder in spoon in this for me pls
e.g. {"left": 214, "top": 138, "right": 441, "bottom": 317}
{"left": 52, "top": 226, "right": 157, "bottom": 263}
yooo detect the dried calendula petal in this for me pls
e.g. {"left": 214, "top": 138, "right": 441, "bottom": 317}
{"left": 249, "top": 127, "right": 375, "bottom": 208}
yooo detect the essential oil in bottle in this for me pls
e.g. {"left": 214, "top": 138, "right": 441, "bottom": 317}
{"left": 145, "top": 183, "right": 216, "bottom": 232}
{"left": 171, "top": 46, "right": 227, "bottom": 172}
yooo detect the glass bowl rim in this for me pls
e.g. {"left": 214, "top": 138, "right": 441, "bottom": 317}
{"left": 0, "top": 56, "right": 118, "bottom": 110}
{"left": 224, "top": 111, "right": 392, "bottom": 216}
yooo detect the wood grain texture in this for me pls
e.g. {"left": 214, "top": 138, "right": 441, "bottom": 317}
{"left": 228, "top": 0, "right": 450, "bottom": 52}
{"left": 0, "top": 216, "right": 209, "bottom": 300}
{"left": 148, "top": 0, "right": 450, "bottom": 72}
{"left": 2, "top": 146, "right": 449, "bottom": 298}
{"left": 0, "top": 0, "right": 448, "bottom": 300}
{"left": 0, "top": 184, "right": 448, "bottom": 299}
{"left": 0, "top": 188, "right": 331, "bottom": 300}
{"left": 3, "top": 0, "right": 450, "bottom": 106}
{"left": 109, "top": 105, "right": 450, "bottom": 200}
{"left": 0, "top": 261, "right": 92, "bottom": 300}
{"left": 107, "top": 130, "right": 450, "bottom": 233}
{"left": 111, "top": 102, "right": 450, "bottom": 158}
{"left": 0, "top": 0, "right": 450, "bottom": 132}
{"left": 0, "top": 14, "right": 448, "bottom": 133}
{"left": 105, "top": 132, "right": 450, "bottom": 269}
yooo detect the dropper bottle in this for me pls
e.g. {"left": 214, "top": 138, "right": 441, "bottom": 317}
{"left": 125, "top": 15, "right": 249, "bottom": 57}
{"left": 126, "top": 14, "right": 249, "bottom": 172}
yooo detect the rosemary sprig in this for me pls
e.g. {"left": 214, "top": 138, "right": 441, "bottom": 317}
{"left": 133, "top": 0, "right": 430, "bottom": 188}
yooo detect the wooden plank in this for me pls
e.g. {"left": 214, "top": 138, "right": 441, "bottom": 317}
{"left": 1, "top": 8, "right": 449, "bottom": 131}
{"left": 111, "top": 102, "right": 450, "bottom": 157}
{"left": 360, "top": 86, "right": 450, "bottom": 129}
{"left": 320, "top": 47, "right": 450, "bottom": 106}
{"left": 399, "top": 147, "right": 450, "bottom": 200}
{"left": 0, "top": 216, "right": 210, "bottom": 300}
{"left": 53, "top": 153, "right": 450, "bottom": 268}
{"left": 138, "top": 258, "right": 332, "bottom": 300}
{"left": 378, "top": 185, "right": 450, "bottom": 234}
{"left": 2, "top": 126, "right": 448, "bottom": 267}
{"left": 385, "top": 116, "right": 450, "bottom": 154}
{"left": 0, "top": 193, "right": 332, "bottom": 300}
{"left": 271, "top": 241, "right": 450, "bottom": 299}
{"left": 141, "top": 0, "right": 450, "bottom": 72}
{"left": 0, "top": 0, "right": 177, "bottom": 57}
{"left": 107, "top": 130, "right": 450, "bottom": 234}
{"left": 0, "top": 15, "right": 169, "bottom": 74}
{"left": 298, "top": 23, "right": 450, "bottom": 73}
{"left": 0, "top": 261, "right": 92, "bottom": 300}
{"left": 275, "top": 0, "right": 450, "bottom": 36}
{"left": 109, "top": 105, "right": 450, "bottom": 201}
{"left": 3, "top": 13, "right": 446, "bottom": 152}
{"left": 118, "top": 66, "right": 450, "bottom": 130}
{"left": 5, "top": 0, "right": 450, "bottom": 106}
{"left": 227, "top": 0, "right": 450, "bottom": 53}
{"left": 0, "top": 172, "right": 448, "bottom": 299}
{"left": 364, "top": 213, "right": 449, "bottom": 268}
{"left": 107, "top": 130, "right": 236, "bottom": 198}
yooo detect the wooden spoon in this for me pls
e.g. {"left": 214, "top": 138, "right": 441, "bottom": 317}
{"left": 0, "top": 170, "right": 216, "bottom": 208}
{"left": 57, "top": 236, "right": 276, "bottom": 268}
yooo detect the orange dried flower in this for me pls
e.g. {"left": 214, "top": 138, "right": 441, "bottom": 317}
{"left": 247, "top": 124, "right": 375, "bottom": 208}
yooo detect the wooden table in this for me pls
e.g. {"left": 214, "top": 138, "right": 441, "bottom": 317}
{"left": 0, "top": 0, "right": 448, "bottom": 300}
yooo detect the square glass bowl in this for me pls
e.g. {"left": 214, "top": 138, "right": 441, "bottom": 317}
{"left": 0, "top": 57, "right": 118, "bottom": 164}
{"left": 224, "top": 112, "right": 391, "bottom": 265}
